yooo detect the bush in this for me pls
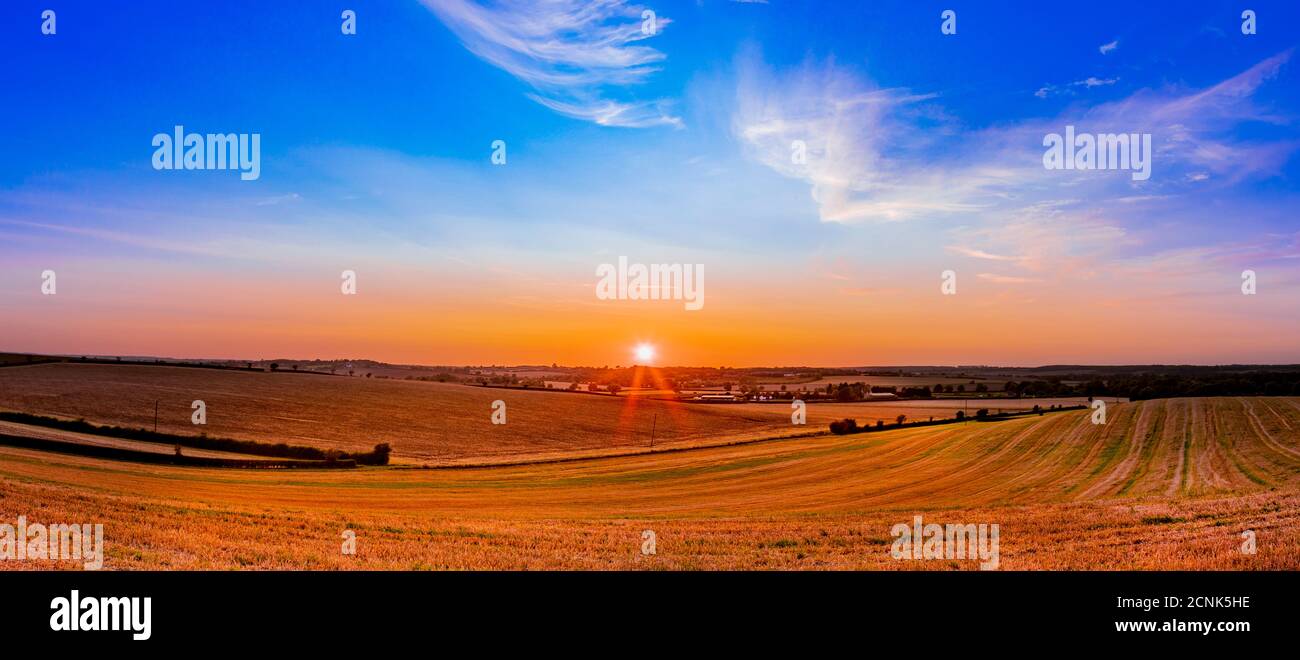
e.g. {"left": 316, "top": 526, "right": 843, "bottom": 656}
{"left": 353, "top": 443, "right": 392, "bottom": 466}
{"left": 829, "top": 418, "right": 859, "bottom": 435}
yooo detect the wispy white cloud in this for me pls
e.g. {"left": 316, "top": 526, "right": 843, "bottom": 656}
{"left": 732, "top": 53, "right": 999, "bottom": 223}
{"left": 1035, "top": 76, "right": 1119, "bottom": 98}
{"left": 1099, "top": 40, "right": 1119, "bottom": 54}
{"left": 526, "top": 94, "right": 678, "bottom": 128}
{"left": 735, "top": 49, "right": 1295, "bottom": 228}
{"left": 734, "top": 48, "right": 1298, "bottom": 295}
{"left": 1109, "top": 232, "right": 1300, "bottom": 289}
{"left": 0, "top": 219, "right": 245, "bottom": 259}
{"left": 977, "top": 273, "right": 1042, "bottom": 284}
{"left": 1074, "top": 76, "right": 1118, "bottom": 88}
{"left": 421, "top": 0, "right": 680, "bottom": 127}
{"left": 255, "top": 192, "right": 301, "bottom": 206}
{"left": 946, "top": 246, "right": 1025, "bottom": 262}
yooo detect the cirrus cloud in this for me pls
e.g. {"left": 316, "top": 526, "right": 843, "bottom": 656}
{"left": 421, "top": 0, "right": 681, "bottom": 128}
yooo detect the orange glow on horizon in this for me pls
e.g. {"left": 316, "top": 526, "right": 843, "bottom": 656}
{"left": 3, "top": 259, "right": 1297, "bottom": 367}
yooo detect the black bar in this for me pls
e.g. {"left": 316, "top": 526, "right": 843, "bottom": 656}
{"left": 2, "top": 571, "right": 1288, "bottom": 649}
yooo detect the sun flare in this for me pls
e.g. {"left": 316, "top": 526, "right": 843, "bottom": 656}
{"left": 634, "top": 343, "right": 655, "bottom": 364}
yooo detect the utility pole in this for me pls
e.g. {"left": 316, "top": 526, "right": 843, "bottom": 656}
{"left": 649, "top": 414, "right": 657, "bottom": 448}
{"left": 153, "top": 400, "right": 159, "bottom": 433}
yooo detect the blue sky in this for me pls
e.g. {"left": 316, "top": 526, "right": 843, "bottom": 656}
{"left": 6, "top": 2, "right": 1299, "bottom": 165}
{"left": 2, "top": 1, "right": 1299, "bottom": 365}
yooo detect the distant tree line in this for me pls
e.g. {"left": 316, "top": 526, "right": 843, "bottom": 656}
{"left": 1001, "top": 371, "right": 1300, "bottom": 400}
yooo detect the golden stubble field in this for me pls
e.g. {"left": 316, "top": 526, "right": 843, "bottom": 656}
{"left": 0, "top": 363, "right": 1099, "bottom": 464}
{"left": 2, "top": 396, "right": 1298, "bottom": 570}
{"left": 0, "top": 363, "right": 793, "bottom": 463}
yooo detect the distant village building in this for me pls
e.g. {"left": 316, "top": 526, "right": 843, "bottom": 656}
{"left": 697, "top": 393, "right": 738, "bottom": 402}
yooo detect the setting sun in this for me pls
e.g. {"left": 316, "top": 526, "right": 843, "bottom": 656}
{"left": 634, "top": 343, "right": 656, "bottom": 364}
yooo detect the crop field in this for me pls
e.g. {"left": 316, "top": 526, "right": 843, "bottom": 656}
{"left": 0, "top": 363, "right": 1098, "bottom": 465}
{"left": 727, "top": 397, "right": 1124, "bottom": 427}
{"left": 0, "top": 363, "right": 802, "bottom": 464}
{"left": 1, "top": 396, "right": 1298, "bottom": 570}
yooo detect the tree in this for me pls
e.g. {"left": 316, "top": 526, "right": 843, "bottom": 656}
{"left": 362, "top": 443, "right": 392, "bottom": 466}
{"left": 829, "top": 418, "right": 859, "bottom": 435}
{"left": 976, "top": 408, "right": 989, "bottom": 419}
{"left": 608, "top": 384, "right": 621, "bottom": 395}
{"left": 895, "top": 414, "right": 907, "bottom": 425}
{"left": 836, "top": 385, "right": 857, "bottom": 402}
{"left": 270, "top": 363, "right": 279, "bottom": 371}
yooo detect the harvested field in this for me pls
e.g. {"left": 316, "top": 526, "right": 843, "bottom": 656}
{"left": 728, "top": 397, "right": 1123, "bottom": 427}
{"left": 1, "top": 397, "right": 1297, "bottom": 569}
{"left": 0, "top": 363, "right": 802, "bottom": 464}
{"left": 0, "top": 363, "right": 1109, "bottom": 465}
